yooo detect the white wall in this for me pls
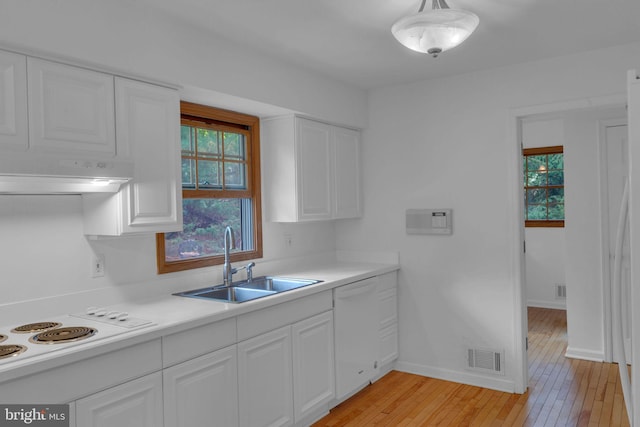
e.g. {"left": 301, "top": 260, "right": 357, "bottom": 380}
{"left": 521, "top": 118, "right": 567, "bottom": 309}
{"left": 336, "top": 41, "right": 640, "bottom": 391}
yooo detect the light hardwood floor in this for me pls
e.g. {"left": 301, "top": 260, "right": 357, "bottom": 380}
{"left": 313, "top": 307, "right": 631, "bottom": 426}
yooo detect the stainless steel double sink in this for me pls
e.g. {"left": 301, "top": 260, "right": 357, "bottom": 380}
{"left": 174, "top": 276, "right": 322, "bottom": 303}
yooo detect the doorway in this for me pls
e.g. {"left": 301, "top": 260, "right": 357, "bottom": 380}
{"left": 509, "top": 96, "right": 628, "bottom": 393}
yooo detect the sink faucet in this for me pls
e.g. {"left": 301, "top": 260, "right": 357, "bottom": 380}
{"left": 223, "top": 226, "right": 236, "bottom": 286}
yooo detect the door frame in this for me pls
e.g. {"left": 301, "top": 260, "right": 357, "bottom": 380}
{"left": 598, "top": 117, "right": 628, "bottom": 363}
{"left": 508, "top": 94, "right": 627, "bottom": 394}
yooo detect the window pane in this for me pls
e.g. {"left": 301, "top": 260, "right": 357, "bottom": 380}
{"left": 181, "top": 126, "right": 194, "bottom": 154}
{"left": 548, "top": 170, "right": 564, "bottom": 186}
{"left": 527, "top": 204, "right": 547, "bottom": 220}
{"left": 223, "top": 132, "right": 245, "bottom": 159}
{"left": 549, "top": 187, "right": 564, "bottom": 203}
{"left": 198, "top": 160, "right": 221, "bottom": 188}
{"left": 182, "top": 158, "right": 196, "bottom": 188}
{"left": 224, "top": 162, "right": 246, "bottom": 189}
{"left": 527, "top": 188, "right": 547, "bottom": 204}
{"left": 164, "top": 198, "right": 250, "bottom": 261}
{"left": 527, "top": 155, "right": 546, "bottom": 171}
{"left": 527, "top": 171, "right": 547, "bottom": 187}
{"left": 197, "top": 128, "right": 220, "bottom": 157}
{"left": 549, "top": 203, "right": 565, "bottom": 220}
{"left": 548, "top": 153, "right": 563, "bottom": 170}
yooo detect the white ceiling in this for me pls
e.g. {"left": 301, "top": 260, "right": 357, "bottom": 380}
{"left": 141, "top": 0, "right": 640, "bottom": 90}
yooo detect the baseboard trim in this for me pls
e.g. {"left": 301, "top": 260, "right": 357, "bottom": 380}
{"left": 394, "top": 361, "right": 517, "bottom": 394}
{"left": 565, "top": 347, "right": 604, "bottom": 362}
{"left": 527, "top": 300, "right": 567, "bottom": 310}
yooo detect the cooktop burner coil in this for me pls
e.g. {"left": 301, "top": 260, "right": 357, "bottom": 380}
{"left": 29, "top": 326, "right": 97, "bottom": 344}
{"left": 0, "top": 334, "right": 7, "bottom": 343}
{"left": 11, "top": 322, "right": 63, "bottom": 334}
{"left": 0, "top": 344, "right": 27, "bottom": 360}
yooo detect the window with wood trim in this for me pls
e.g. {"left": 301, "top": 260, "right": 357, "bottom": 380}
{"left": 523, "top": 146, "right": 564, "bottom": 227}
{"left": 156, "top": 102, "right": 262, "bottom": 274}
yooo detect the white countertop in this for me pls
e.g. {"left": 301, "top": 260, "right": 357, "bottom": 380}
{"left": 0, "top": 260, "right": 398, "bottom": 384}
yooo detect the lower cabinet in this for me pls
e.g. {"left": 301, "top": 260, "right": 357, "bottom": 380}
{"left": 238, "top": 311, "right": 335, "bottom": 427}
{"left": 163, "top": 345, "right": 239, "bottom": 427}
{"left": 238, "top": 326, "right": 294, "bottom": 427}
{"left": 292, "top": 311, "right": 335, "bottom": 422}
{"left": 75, "top": 372, "right": 163, "bottom": 427}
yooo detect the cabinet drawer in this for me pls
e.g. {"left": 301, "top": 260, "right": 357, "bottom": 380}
{"left": 75, "top": 371, "right": 163, "bottom": 427}
{"left": 237, "top": 290, "right": 332, "bottom": 341}
{"left": 162, "top": 318, "right": 236, "bottom": 367}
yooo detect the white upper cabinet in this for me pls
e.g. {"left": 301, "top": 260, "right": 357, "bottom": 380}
{"left": 27, "top": 57, "right": 116, "bottom": 154}
{"left": 263, "top": 116, "right": 362, "bottom": 222}
{"left": 297, "top": 118, "right": 333, "bottom": 221}
{"left": 83, "top": 77, "right": 182, "bottom": 236}
{"left": 115, "top": 77, "right": 182, "bottom": 233}
{"left": 0, "top": 50, "right": 27, "bottom": 150}
{"left": 333, "top": 126, "right": 361, "bottom": 219}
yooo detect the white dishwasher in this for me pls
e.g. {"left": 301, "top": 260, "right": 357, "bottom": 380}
{"left": 333, "top": 277, "right": 379, "bottom": 400}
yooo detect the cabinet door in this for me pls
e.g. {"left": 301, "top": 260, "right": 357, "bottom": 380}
{"left": 296, "top": 118, "right": 332, "bottom": 221}
{"left": 333, "top": 278, "right": 379, "bottom": 400}
{"left": 377, "top": 273, "right": 399, "bottom": 374}
{"left": 115, "top": 77, "right": 182, "bottom": 234}
{"left": 27, "top": 58, "right": 116, "bottom": 154}
{"left": 75, "top": 372, "right": 163, "bottom": 427}
{"left": 238, "top": 326, "right": 293, "bottom": 427}
{"left": 164, "top": 346, "right": 238, "bottom": 427}
{"left": 332, "top": 126, "right": 361, "bottom": 219}
{"left": 292, "top": 311, "right": 335, "bottom": 422}
{"left": 0, "top": 50, "right": 28, "bottom": 150}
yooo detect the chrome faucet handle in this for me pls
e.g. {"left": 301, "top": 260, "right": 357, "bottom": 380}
{"left": 245, "top": 262, "right": 255, "bottom": 282}
{"left": 236, "top": 262, "right": 256, "bottom": 282}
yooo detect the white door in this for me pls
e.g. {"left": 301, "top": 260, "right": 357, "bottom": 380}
{"left": 115, "top": 77, "right": 182, "bottom": 234}
{"left": 332, "top": 126, "right": 361, "bottom": 219}
{"left": 296, "top": 118, "right": 332, "bottom": 221}
{"left": 604, "top": 122, "right": 631, "bottom": 363}
{"left": 238, "top": 326, "right": 293, "bottom": 427}
{"left": 292, "top": 311, "right": 335, "bottom": 422}
{"left": 27, "top": 58, "right": 116, "bottom": 154}
{"left": 163, "top": 346, "right": 239, "bottom": 427}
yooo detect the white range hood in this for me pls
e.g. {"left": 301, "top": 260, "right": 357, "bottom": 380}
{"left": 0, "top": 152, "right": 134, "bottom": 194}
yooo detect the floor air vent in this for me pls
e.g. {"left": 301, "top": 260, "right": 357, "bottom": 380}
{"left": 555, "top": 284, "right": 567, "bottom": 299}
{"left": 467, "top": 348, "right": 504, "bottom": 375}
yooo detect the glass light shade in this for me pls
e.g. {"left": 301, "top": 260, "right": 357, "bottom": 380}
{"left": 391, "top": 9, "right": 479, "bottom": 56}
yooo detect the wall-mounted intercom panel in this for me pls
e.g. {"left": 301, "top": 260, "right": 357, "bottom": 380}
{"left": 406, "top": 209, "right": 453, "bottom": 235}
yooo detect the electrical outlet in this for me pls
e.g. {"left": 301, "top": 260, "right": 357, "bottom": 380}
{"left": 284, "top": 233, "right": 293, "bottom": 247}
{"left": 92, "top": 254, "right": 105, "bottom": 278}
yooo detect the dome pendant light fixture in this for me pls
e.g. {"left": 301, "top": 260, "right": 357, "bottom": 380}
{"left": 391, "top": 0, "right": 479, "bottom": 57}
